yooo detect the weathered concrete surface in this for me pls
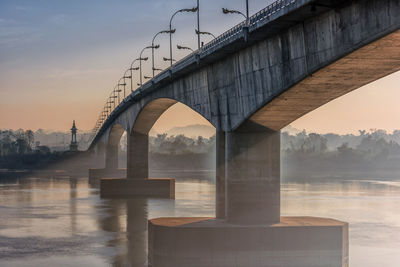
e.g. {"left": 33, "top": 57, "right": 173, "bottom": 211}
{"left": 250, "top": 24, "right": 400, "bottom": 130}
{"left": 100, "top": 178, "right": 175, "bottom": 199}
{"left": 92, "top": 0, "right": 400, "bottom": 151}
{"left": 148, "top": 216, "right": 349, "bottom": 267}
{"left": 226, "top": 122, "right": 280, "bottom": 224}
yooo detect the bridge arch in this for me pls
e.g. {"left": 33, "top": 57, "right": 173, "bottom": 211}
{"left": 127, "top": 97, "right": 215, "bottom": 180}
{"left": 131, "top": 98, "right": 178, "bottom": 135}
{"left": 108, "top": 123, "right": 126, "bottom": 146}
{"left": 105, "top": 123, "right": 127, "bottom": 170}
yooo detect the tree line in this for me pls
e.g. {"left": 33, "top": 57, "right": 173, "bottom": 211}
{"left": 3, "top": 128, "right": 400, "bottom": 175}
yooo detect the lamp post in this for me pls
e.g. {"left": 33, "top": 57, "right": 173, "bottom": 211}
{"left": 106, "top": 102, "right": 112, "bottom": 116}
{"left": 152, "top": 30, "right": 175, "bottom": 77}
{"left": 110, "top": 92, "right": 117, "bottom": 109}
{"left": 222, "top": 0, "right": 250, "bottom": 41}
{"left": 113, "top": 84, "right": 122, "bottom": 105}
{"left": 118, "top": 77, "right": 127, "bottom": 100}
{"left": 122, "top": 70, "right": 131, "bottom": 99}
{"left": 139, "top": 46, "right": 152, "bottom": 86}
{"left": 222, "top": 0, "right": 249, "bottom": 25}
{"left": 197, "top": 0, "right": 200, "bottom": 50}
{"left": 129, "top": 59, "right": 140, "bottom": 92}
{"left": 169, "top": 7, "right": 198, "bottom": 67}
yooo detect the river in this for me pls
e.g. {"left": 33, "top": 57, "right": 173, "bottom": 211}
{"left": 0, "top": 171, "right": 399, "bottom": 266}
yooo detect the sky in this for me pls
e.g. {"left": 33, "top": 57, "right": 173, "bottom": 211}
{"left": 0, "top": 0, "right": 399, "bottom": 135}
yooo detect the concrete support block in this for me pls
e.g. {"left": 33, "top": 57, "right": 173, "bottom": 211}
{"left": 100, "top": 178, "right": 175, "bottom": 198}
{"left": 88, "top": 168, "right": 126, "bottom": 179}
{"left": 148, "top": 216, "right": 349, "bottom": 267}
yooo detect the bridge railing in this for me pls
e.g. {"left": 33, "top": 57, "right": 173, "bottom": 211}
{"left": 89, "top": 0, "right": 301, "bottom": 146}
{"left": 201, "top": 22, "right": 246, "bottom": 52}
{"left": 249, "top": 0, "right": 296, "bottom": 27}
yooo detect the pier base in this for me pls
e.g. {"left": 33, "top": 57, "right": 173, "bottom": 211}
{"left": 100, "top": 178, "right": 175, "bottom": 198}
{"left": 148, "top": 216, "right": 348, "bottom": 267}
{"left": 88, "top": 168, "right": 126, "bottom": 179}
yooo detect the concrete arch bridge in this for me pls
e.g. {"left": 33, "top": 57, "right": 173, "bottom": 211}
{"left": 87, "top": 0, "right": 400, "bottom": 266}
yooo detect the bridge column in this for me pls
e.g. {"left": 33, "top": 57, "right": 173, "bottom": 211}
{"left": 225, "top": 122, "right": 280, "bottom": 224}
{"left": 127, "top": 131, "right": 148, "bottom": 180}
{"left": 105, "top": 143, "right": 119, "bottom": 170}
{"left": 89, "top": 142, "right": 126, "bottom": 182}
{"left": 215, "top": 131, "right": 226, "bottom": 219}
{"left": 100, "top": 130, "right": 174, "bottom": 198}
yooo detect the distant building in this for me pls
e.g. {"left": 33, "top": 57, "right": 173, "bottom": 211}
{"left": 69, "top": 120, "right": 78, "bottom": 151}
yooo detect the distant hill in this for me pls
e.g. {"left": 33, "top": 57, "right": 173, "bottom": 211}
{"left": 164, "top": 124, "right": 215, "bottom": 138}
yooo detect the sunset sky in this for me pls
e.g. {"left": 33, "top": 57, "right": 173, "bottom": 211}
{"left": 0, "top": 0, "right": 399, "bottom": 135}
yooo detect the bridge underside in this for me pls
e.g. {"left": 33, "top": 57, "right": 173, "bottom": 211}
{"left": 251, "top": 29, "right": 400, "bottom": 130}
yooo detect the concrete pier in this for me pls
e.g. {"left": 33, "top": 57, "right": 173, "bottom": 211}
{"left": 148, "top": 217, "right": 349, "bottom": 267}
{"left": 88, "top": 168, "right": 126, "bottom": 180}
{"left": 100, "top": 129, "right": 175, "bottom": 199}
{"left": 226, "top": 122, "right": 280, "bottom": 224}
{"left": 100, "top": 178, "right": 174, "bottom": 198}
{"left": 148, "top": 123, "right": 348, "bottom": 266}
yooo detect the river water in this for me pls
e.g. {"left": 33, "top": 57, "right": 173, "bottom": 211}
{"left": 0, "top": 171, "right": 399, "bottom": 266}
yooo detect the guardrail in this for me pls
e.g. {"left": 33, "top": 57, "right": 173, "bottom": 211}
{"left": 89, "top": 0, "right": 301, "bottom": 146}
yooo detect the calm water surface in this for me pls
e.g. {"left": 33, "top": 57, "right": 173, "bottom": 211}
{"left": 0, "top": 172, "right": 399, "bottom": 266}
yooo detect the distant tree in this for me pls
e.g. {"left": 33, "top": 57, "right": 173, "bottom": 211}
{"left": 26, "top": 130, "right": 34, "bottom": 149}
{"left": 16, "top": 138, "right": 29, "bottom": 155}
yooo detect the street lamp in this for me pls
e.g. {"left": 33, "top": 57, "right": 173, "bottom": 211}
{"left": 222, "top": 0, "right": 249, "bottom": 25}
{"left": 118, "top": 77, "right": 127, "bottom": 100}
{"left": 163, "top": 57, "right": 176, "bottom": 62}
{"left": 122, "top": 69, "right": 131, "bottom": 99}
{"left": 195, "top": 29, "right": 216, "bottom": 39}
{"left": 152, "top": 29, "right": 175, "bottom": 77}
{"left": 113, "top": 85, "right": 122, "bottom": 105}
{"left": 196, "top": 0, "right": 201, "bottom": 50}
{"left": 169, "top": 6, "right": 198, "bottom": 67}
{"left": 110, "top": 92, "right": 118, "bottom": 109}
{"left": 222, "top": 1, "right": 250, "bottom": 41}
{"left": 105, "top": 100, "right": 112, "bottom": 115}
{"left": 129, "top": 58, "right": 140, "bottom": 92}
{"left": 177, "top": 44, "right": 194, "bottom": 52}
{"left": 139, "top": 46, "right": 153, "bottom": 86}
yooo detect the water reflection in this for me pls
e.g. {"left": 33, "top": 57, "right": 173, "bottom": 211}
{"left": 0, "top": 174, "right": 399, "bottom": 266}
